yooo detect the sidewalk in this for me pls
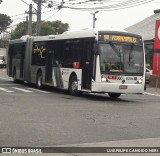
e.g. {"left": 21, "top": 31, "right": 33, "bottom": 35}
{"left": 144, "top": 85, "right": 160, "bottom": 96}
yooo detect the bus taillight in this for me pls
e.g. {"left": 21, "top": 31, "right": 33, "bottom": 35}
{"left": 73, "top": 62, "right": 80, "bottom": 69}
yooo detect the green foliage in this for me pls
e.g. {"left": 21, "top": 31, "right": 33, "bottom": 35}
{"left": 48, "top": 20, "right": 69, "bottom": 34}
{"left": 11, "top": 22, "right": 26, "bottom": 39}
{"left": 0, "top": 39, "right": 8, "bottom": 48}
{"left": 40, "top": 21, "right": 56, "bottom": 36}
{"left": 0, "top": 13, "right": 12, "bottom": 33}
{"left": 11, "top": 20, "right": 69, "bottom": 39}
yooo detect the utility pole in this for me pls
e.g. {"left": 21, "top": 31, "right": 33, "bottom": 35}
{"left": 33, "top": 0, "right": 57, "bottom": 36}
{"left": 28, "top": 4, "right": 32, "bottom": 36}
{"left": 36, "top": 0, "right": 42, "bottom": 36}
{"left": 25, "top": 16, "right": 28, "bottom": 35}
{"left": 33, "top": 0, "right": 46, "bottom": 36}
{"left": 91, "top": 11, "right": 99, "bottom": 28}
{"left": 25, "top": 4, "right": 33, "bottom": 36}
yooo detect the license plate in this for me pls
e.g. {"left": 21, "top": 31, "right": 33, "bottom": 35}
{"left": 119, "top": 85, "right": 128, "bottom": 89}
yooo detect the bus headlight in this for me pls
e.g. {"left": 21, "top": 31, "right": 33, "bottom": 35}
{"left": 101, "top": 77, "right": 107, "bottom": 82}
{"left": 101, "top": 75, "right": 107, "bottom": 82}
{"left": 137, "top": 77, "right": 143, "bottom": 84}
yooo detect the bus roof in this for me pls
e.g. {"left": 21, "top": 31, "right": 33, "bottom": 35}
{"left": 9, "top": 28, "right": 142, "bottom": 43}
{"left": 9, "top": 35, "right": 29, "bottom": 44}
{"left": 32, "top": 28, "right": 130, "bottom": 42}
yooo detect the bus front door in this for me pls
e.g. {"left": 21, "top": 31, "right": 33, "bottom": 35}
{"left": 8, "top": 45, "right": 13, "bottom": 76}
{"left": 45, "top": 51, "right": 54, "bottom": 83}
{"left": 20, "top": 47, "right": 25, "bottom": 78}
{"left": 81, "top": 39, "right": 93, "bottom": 90}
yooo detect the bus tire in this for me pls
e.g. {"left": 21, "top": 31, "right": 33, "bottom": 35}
{"left": 69, "top": 76, "right": 80, "bottom": 96}
{"left": 108, "top": 93, "right": 121, "bottom": 98}
{"left": 37, "top": 72, "right": 43, "bottom": 89}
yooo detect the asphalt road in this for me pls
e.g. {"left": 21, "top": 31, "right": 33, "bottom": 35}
{"left": 0, "top": 68, "right": 160, "bottom": 147}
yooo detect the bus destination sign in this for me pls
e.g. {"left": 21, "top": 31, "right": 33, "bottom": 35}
{"left": 112, "top": 35, "right": 137, "bottom": 43}
{"left": 98, "top": 34, "right": 141, "bottom": 44}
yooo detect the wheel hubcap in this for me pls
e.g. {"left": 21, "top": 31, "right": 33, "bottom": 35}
{"left": 38, "top": 77, "right": 42, "bottom": 87}
{"left": 71, "top": 81, "right": 78, "bottom": 91}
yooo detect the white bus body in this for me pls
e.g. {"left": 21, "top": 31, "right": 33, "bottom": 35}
{"left": 7, "top": 28, "right": 145, "bottom": 98}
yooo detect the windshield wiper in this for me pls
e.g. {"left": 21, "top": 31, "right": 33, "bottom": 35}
{"left": 109, "top": 42, "right": 120, "bottom": 57}
{"left": 110, "top": 42, "right": 123, "bottom": 66}
{"left": 129, "top": 44, "right": 134, "bottom": 66}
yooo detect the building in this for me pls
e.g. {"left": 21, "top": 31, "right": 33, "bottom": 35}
{"left": 126, "top": 10, "right": 160, "bottom": 67}
{"left": 126, "top": 10, "right": 160, "bottom": 87}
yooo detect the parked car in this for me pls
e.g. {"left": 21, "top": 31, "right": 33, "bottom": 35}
{"left": 0, "top": 55, "right": 6, "bottom": 68}
{"left": 145, "top": 67, "right": 152, "bottom": 83}
{"left": 146, "top": 64, "right": 151, "bottom": 70}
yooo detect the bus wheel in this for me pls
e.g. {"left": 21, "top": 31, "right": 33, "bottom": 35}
{"left": 108, "top": 93, "right": 121, "bottom": 98}
{"left": 69, "top": 76, "right": 80, "bottom": 96}
{"left": 37, "top": 73, "right": 43, "bottom": 89}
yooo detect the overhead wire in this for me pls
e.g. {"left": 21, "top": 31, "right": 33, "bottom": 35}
{"left": 28, "top": 0, "right": 156, "bottom": 22}
{"left": 62, "top": 0, "right": 155, "bottom": 11}
{"left": 63, "top": 0, "right": 146, "bottom": 9}
{"left": 45, "top": 9, "right": 60, "bottom": 20}
{"left": 10, "top": 13, "right": 25, "bottom": 18}
{"left": 3, "top": 0, "right": 156, "bottom": 32}
{"left": 19, "top": 0, "right": 29, "bottom": 5}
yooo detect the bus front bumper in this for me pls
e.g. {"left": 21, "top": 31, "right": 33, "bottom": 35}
{"left": 92, "top": 82, "right": 144, "bottom": 94}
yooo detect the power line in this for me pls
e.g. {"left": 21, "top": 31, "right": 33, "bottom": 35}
{"left": 62, "top": 0, "right": 155, "bottom": 11}
{"left": 19, "top": 0, "right": 29, "bottom": 5}
{"left": 5, "top": 0, "right": 155, "bottom": 33}
{"left": 10, "top": 13, "right": 25, "bottom": 18}
{"left": 45, "top": 9, "right": 60, "bottom": 20}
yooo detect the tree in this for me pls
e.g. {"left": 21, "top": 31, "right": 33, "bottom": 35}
{"left": 0, "top": 1, "right": 12, "bottom": 47}
{"left": 0, "top": 12, "right": 12, "bottom": 48}
{"left": 11, "top": 20, "right": 69, "bottom": 39}
{"left": 10, "top": 22, "right": 26, "bottom": 39}
{"left": 40, "top": 21, "right": 56, "bottom": 36}
{"left": 47, "top": 20, "right": 69, "bottom": 34}
{"left": 0, "top": 14, "right": 12, "bottom": 34}
{"left": 0, "top": 39, "right": 8, "bottom": 48}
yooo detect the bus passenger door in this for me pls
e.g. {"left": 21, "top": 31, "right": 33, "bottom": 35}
{"left": 8, "top": 45, "right": 13, "bottom": 76}
{"left": 20, "top": 45, "right": 25, "bottom": 78}
{"left": 45, "top": 51, "right": 54, "bottom": 83}
{"left": 81, "top": 39, "right": 93, "bottom": 90}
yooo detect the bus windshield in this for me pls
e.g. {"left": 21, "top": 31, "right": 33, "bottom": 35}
{"left": 99, "top": 43, "right": 144, "bottom": 75}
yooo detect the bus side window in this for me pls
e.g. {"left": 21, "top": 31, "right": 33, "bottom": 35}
{"left": 62, "top": 39, "right": 83, "bottom": 68}
{"left": 63, "top": 40, "right": 72, "bottom": 67}
{"left": 32, "top": 42, "right": 47, "bottom": 66}
{"left": 72, "top": 40, "right": 82, "bottom": 62}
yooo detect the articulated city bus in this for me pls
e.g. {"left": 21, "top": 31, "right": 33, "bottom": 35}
{"left": 7, "top": 28, "right": 145, "bottom": 98}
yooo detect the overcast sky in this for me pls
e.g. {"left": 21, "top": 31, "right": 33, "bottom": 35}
{"left": 0, "top": 0, "right": 160, "bottom": 31}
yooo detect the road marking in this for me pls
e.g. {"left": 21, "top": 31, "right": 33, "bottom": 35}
{"left": 0, "top": 87, "right": 14, "bottom": 93}
{"left": 0, "top": 84, "right": 20, "bottom": 86}
{"left": 0, "top": 77, "right": 13, "bottom": 81}
{"left": 11, "top": 87, "right": 33, "bottom": 93}
{"left": 27, "top": 88, "right": 51, "bottom": 93}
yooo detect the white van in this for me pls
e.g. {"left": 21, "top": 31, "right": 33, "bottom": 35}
{"left": 0, "top": 55, "right": 6, "bottom": 68}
